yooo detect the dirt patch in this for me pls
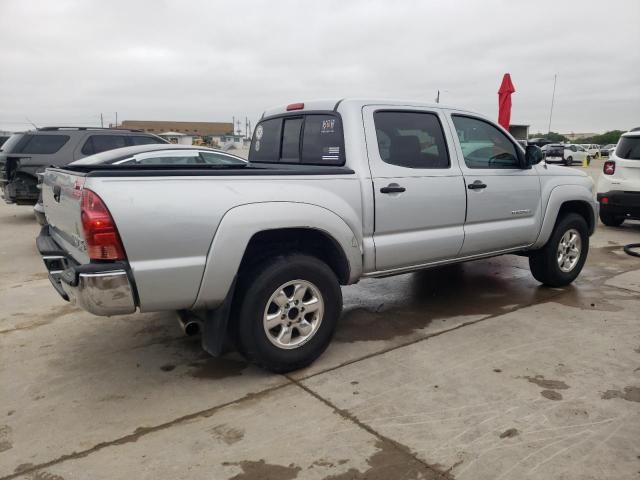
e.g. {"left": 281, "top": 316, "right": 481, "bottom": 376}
{"left": 134, "top": 323, "right": 172, "bottom": 337}
{"left": 0, "top": 424, "right": 12, "bottom": 452}
{"left": 224, "top": 459, "right": 301, "bottom": 480}
{"left": 98, "top": 394, "right": 127, "bottom": 402}
{"left": 160, "top": 364, "right": 176, "bottom": 372}
{"left": 601, "top": 386, "right": 640, "bottom": 403}
{"left": 14, "top": 463, "right": 35, "bottom": 473}
{"left": 499, "top": 428, "right": 519, "bottom": 438}
{"left": 211, "top": 424, "right": 244, "bottom": 445}
{"left": 31, "top": 471, "right": 65, "bottom": 480}
{"left": 188, "top": 357, "right": 247, "bottom": 380}
{"left": 522, "top": 375, "right": 569, "bottom": 390}
{"left": 541, "top": 390, "right": 563, "bottom": 401}
{"left": 322, "top": 439, "right": 451, "bottom": 480}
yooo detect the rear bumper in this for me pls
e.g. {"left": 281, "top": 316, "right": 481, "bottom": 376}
{"left": 597, "top": 190, "right": 640, "bottom": 218}
{"left": 36, "top": 226, "right": 137, "bottom": 316}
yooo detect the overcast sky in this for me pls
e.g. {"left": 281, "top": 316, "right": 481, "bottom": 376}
{"left": 1, "top": 0, "right": 638, "bottom": 135}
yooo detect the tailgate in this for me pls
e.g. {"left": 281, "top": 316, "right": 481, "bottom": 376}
{"left": 616, "top": 159, "right": 640, "bottom": 190}
{"left": 42, "top": 169, "right": 89, "bottom": 264}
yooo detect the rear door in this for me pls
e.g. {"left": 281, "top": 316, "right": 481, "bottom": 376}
{"left": 446, "top": 112, "right": 542, "bottom": 256}
{"left": 363, "top": 106, "right": 466, "bottom": 271}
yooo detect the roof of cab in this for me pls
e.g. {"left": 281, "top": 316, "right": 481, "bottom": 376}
{"left": 260, "top": 98, "right": 472, "bottom": 119}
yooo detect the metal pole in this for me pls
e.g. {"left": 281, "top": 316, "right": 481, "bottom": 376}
{"left": 115, "top": 112, "right": 118, "bottom": 128}
{"left": 547, "top": 74, "right": 557, "bottom": 134}
{"left": 100, "top": 113, "right": 104, "bottom": 128}
{"left": 436, "top": 90, "right": 440, "bottom": 104}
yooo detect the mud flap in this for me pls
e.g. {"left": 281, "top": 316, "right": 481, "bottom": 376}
{"left": 201, "top": 277, "right": 237, "bottom": 356}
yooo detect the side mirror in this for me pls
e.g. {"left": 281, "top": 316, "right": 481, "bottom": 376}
{"left": 524, "top": 145, "right": 544, "bottom": 167}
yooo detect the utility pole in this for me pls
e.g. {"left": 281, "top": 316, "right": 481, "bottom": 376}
{"left": 115, "top": 112, "right": 118, "bottom": 129}
{"left": 435, "top": 90, "right": 440, "bottom": 104}
{"left": 547, "top": 74, "right": 557, "bottom": 134}
{"left": 232, "top": 116, "right": 235, "bottom": 135}
{"left": 100, "top": 113, "right": 104, "bottom": 128}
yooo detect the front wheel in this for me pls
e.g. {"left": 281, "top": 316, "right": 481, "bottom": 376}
{"left": 564, "top": 156, "right": 573, "bottom": 166}
{"left": 529, "top": 213, "right": 589, "bottom": 287}
{"left": 234, "top": 254, "right": 342, "bottom": 373}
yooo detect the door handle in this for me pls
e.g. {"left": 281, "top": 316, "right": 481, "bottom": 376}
{"left": 467, "top": 181, "right": 487, "bottom": 190}
{"left": 53, "top": 185, "right": 61, "bottom": 202}
{"left": 380, "top": 184, "right": 406, "bottom": 194}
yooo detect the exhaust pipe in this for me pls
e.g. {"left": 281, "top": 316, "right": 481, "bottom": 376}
{"left": 177, "top": 311, "right": 202, "bottom": 337}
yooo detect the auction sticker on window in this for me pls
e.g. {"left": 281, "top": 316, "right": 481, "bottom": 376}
{"left": 256, "top": 125, "right": 264, "bottom": 140}
{"left": 321, "top": 119, "right": 335, "bottom": 134}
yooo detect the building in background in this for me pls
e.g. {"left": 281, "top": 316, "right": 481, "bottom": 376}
{"left": 158, "top": 131, "right": 194, "bottom": 145}
{"left": 508, "top": 124, "right": 530, "bottom": 142}
{"left": 119, "top": 120, "right": 235, "bottom": 146}
{"left": 564, "top": 132, "right": 599, "bottom": 142}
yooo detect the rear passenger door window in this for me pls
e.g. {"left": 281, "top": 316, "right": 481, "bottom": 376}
{"left": 373, "top": 111, "right": 449, "bottom": 169}
{"left": 81, "top": 135, "right": 128, "bottom": 156}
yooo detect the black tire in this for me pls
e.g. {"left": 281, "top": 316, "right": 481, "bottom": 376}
{"left": 233, "top": 254, "right": 342, "bottom": 373}
{"left": 529, "top": 213, "right": 589, "bottom": 287}
{"left": 599, "top": 210, "right": 625, "bottom": 227}
{"left": 564, "top": 156, "right": 573, "bottom": 166}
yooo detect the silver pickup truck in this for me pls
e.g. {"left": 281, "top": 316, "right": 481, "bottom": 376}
{"left": 38, "top": 98, "right": 597, "bottom": 372}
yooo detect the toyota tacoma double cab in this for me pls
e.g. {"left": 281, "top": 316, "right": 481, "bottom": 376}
{"left": 37, "top": 99, "right": 597, "bottom": 372}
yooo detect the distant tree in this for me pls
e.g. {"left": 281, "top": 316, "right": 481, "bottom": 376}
{"left": 578, "top": 130, "right": 625, "bottom": 145}
{"left": 530, "top": 131, "right": 569, "bottom": 142}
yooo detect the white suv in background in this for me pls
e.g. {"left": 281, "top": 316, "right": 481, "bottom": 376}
{"left": 596, "top": 130, "right": 640, "bottom": 226}
{"left": 581, "top": 144, "right": 601, "bottom": 158}
{"left": 544, "top": 144, "right": 590, "bottom": 166}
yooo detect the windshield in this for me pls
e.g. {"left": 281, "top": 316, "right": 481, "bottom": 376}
{"left": 0, "top": 133, "right": 24, "bottom": 153}
{"left": 615, "top": 136, "right": 640, "bottom": 160}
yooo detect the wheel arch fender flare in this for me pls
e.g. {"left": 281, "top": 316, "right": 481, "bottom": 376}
{"left": 531, "top": 185, "right": 597, "bottom": 249}
{"left": 192, "top": 202, "right": 363, "bottom": 310}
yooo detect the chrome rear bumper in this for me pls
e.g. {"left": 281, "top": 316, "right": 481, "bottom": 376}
{"left": 37, "top": 226, "right": 137, "bottom": 316}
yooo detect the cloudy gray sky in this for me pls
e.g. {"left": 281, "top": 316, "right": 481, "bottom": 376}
{"left": 1, "top": 0, "right": 638, "bottom": 135}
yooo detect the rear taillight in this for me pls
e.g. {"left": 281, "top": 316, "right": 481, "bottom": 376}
{"left": 603, "top": 161, "right": 615, "bottom": 175}
{"left": 81, "top": 189, "right": 126, "bottom": 261}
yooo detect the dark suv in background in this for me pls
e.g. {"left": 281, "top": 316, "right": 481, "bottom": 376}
{"left": 0, "top": 127, "right": 167, "bottom": 206}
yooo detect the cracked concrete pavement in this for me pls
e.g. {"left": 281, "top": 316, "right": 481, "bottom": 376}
{"left": 1, "top": 163, "right": 639, "bottom": 479}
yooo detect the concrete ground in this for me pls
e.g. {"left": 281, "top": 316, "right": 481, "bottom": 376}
{"left": 1, "top": 161, "right": 639, "bottom": 480}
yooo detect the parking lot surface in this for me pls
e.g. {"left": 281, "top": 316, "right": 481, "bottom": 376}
{"left": 1, "top": 162, "right": 639, "bottom": 479}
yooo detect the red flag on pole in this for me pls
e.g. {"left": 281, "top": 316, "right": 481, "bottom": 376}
{"left": 498, "top": 73, "right": 515, "bottom": 130}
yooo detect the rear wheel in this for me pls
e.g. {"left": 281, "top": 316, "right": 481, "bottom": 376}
{"left": 564, "top": 156, "right": 573, "bottom": 166}
{"left": 234, "top": 254, "right": 342, "bottom": 373}
{"left": 529, "top": 213, "right": 589, "bottom": 287}
{"left": 599, "top": 210, "right": 625, "bottom": 227}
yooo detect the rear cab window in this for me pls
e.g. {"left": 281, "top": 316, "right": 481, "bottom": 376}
{"left": 249, "top": 113, "right": 345, "bottom": 166}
